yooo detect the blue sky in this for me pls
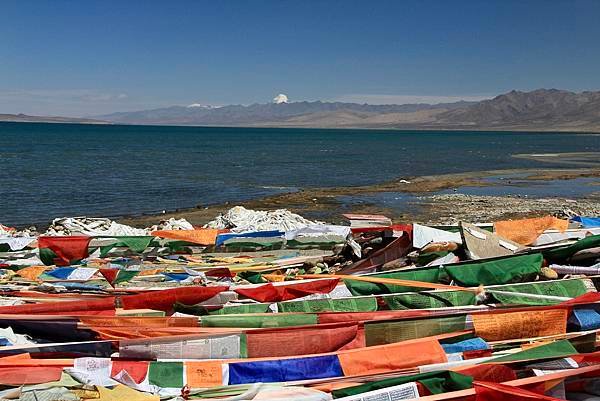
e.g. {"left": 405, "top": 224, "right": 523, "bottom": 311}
{"left": 1, "top": 0, "right": 599, "bottom": 116}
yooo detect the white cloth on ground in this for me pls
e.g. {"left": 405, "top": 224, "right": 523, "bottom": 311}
{"left": 413, "top": 224, "right": 462, "bottom": 249}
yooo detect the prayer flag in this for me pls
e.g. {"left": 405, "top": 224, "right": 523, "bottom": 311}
{"left": 121, "top": 286, "right": 228, "bottom": 311}
{"left": 494, "top": 216, "right": 568, "bottom": 246}
{"left": 444, "top": 253, "right": 542, "bottom": 286}
{"left": 38, "top": 236, "right": 91, "bottom": 266}
{"left": 474, "top": 381, "right": 563, "bottom": 401}
{"left": 234, "top": 279, "right": 339, "bottom": 302}
{"left": 228, "top": 355, "right": 343, "bottom": 384}
{"left": 148, "top": 361, "right": 183, "bottom": 388}
{"left": 152, "top": 229, "right": 221, "bottom": 245}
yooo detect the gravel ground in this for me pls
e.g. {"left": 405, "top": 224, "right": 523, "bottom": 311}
{"left": 414, "top": 193, "right": 600, "bottom": 224}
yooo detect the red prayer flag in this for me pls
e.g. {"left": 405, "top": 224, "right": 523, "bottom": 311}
{"left": 120, "top": 286, "right": 229, "bottom": 311}
{"left": 572, "top": 351, "right": 600, "bottom": 365}
{"left": 111, "top": 360, "right": 149, "bottom": 383}
{"left": 234, "top": 279, "right": 339, "bottom": 302}
{"left": 560, "top": 292, "right": 600, "bottom": 305}
{"left": 351, "top": 224, "right": 413, "bottom": 238}
{"left": 245, "top": 322, "right": 362, "bottom": 358}
{"left": 205, "top": 268, "right": 236, "bottom": 278}
{"left": 459, "top": 364, "right": 517, "bottom": 383}
{"left": 0, "top": 297, "right": 115, "bottom": 314}
{"left": 38, "top": 236, "right": 91, "bottom": 266}
{"left": 474, "top": 381, "right": 564, "bottom": 401}
{"left": 340, "top": 235, "right": 412, "bottom": 274}
{"left": 99, "top": 268, "right": 119, "bottom": 285}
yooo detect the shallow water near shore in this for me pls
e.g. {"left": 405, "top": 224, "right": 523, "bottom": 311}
{"left": 2, "top": 122, "right": 599, "bottom": 226}
{"left": 436, "top": 175, "right": 600, "bottom": 198}
{"left": 335, "top": 175, "right": 599, "bottom": 215}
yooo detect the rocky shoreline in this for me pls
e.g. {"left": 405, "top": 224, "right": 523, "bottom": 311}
{"left": 115, "top": 166, "right": 600, "bottom": 229}
{"left": 414, "top": 193, "right": 600, "bottom": 225}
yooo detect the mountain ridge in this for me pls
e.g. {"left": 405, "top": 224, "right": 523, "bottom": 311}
{"left": 3, "top": 89, "right": 600, "bottom": 132}
{"left": 93, "top": 88, "right": 600, "bottom": 131}
{"left": 0, "top": 113, "right": 109, "bottom": 125}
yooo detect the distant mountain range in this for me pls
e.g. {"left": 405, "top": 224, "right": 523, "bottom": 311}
{"left": 95, "top": 89, "right": 600, "bottom": 131}
{"left": 0, "top": 113, "right": 107, "bottom": 125}
{"left": 96, "top": 99, "right": 475, "bottom": 126}
{"left": 3, "top": 89, "right": 600, "bottom": 131}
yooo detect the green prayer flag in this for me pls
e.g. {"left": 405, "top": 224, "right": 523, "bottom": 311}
{"left": 239, "top": 333, "right": 248, "bottom": 358}
{"left": 417, "top": 251, "right": 449, "bottom": 266}
{"left": 114, "top": 270, "right": 139, "bottom": 284}
{"left": 148, "top": 361, "right": 183, "bottom": 388}
{"left": 444, "top": 253, "right": 542, "bottom": 287}
{"left": 490, "top": 279, "right": 588, "bottom": 306}
{"left": 99, "top": 236, "right": 154, "bottom": 257}
{"left": 365, "top": 315, "right": 467, "bottom": 346}
{"left": 201, "top": 313, "right": 318, "bottom": 328}
{"left": 115, "top": 236, "right": 154, "bottom": 253}
{"left": 492, "top": 339, "right": 577, "bottom": 363}
{"left": 332, "top": 370, "right": 472, "bottom": 398}
{"left": 166, "top": 240, "right": 192, "bottom": 252}
{"left": 543, "top": 235, "right": 600, "bottom": 262}
{"left": 345, "top": 267, "right": 441, "bottom": 296}
{"left": 209, "top": 303, "right": 271, "bottom": 315}
{"left": 38, "top": 247, "right": 59, "bottom": 266}
{"left": 383, "top": 290, "right": 477, "bottom": 310}
{"left": 277, "top": 297, "right": 378, "bottom": 313}
{"left": 237, "top": 271, "right": 267, "bottom": 284}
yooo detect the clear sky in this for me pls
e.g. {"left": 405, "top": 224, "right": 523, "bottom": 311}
{"left": 1, "top": 0, "right": 599, "bottom": 116}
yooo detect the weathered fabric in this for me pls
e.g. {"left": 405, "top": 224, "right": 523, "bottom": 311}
{"left": 444, "top": 253, "right": 542, "bottom": 286}
{"left": 490, "top": 279, "right": 588, "bottom": 306}
{"left": 277, "top": 297, "right": 377, "bottom": 313}
{"left": 494, "top": 216, "right": 568, "bottom": 246}
{"left": 38, "top": 236, "right": 91, "bottom": 266}
{"left": 120, "top": 286, "right": 229, "bottom": 311}
{"left": 384, "top": 290, "right": 477, "bottom": 310}
{"left": 332, "top": 370, "right": 473, "bottom": 398}
{"left": 543, "top": 234, "right": 600, "bottom": 262}
{"left": 201, "top": 313, "right": 319, "bottom": 328}
{"left": 152, "top": 229, "right": 221, "bottom": 245}
{"left": 99, "top": 236, "right": 154, "bottom": 256}
{"left": 365, "top": 315, "right": 467, "bottom": 346}
{"left": 234, "top": 279, "right": 339, "bottom": 302}
{"left": 345, "top": 267, "right": 441, "bottom": 296}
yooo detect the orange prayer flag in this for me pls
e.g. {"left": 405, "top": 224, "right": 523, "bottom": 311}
{"left": 0, "top": 359, "right": 73, "bottom": 368}
{"left": 185, "top": 361, "right": 224, "bottom": 388}
{"left": 309, "top": 382, "right": 365, "bottom": 393}
{"left": 0, "top": 353, "right": 31, "bottom": 361}
{"left": 138, "top": 269, "right": 162, "bottom": 276}
{"left": 0, "top": 367, "right": 63, "bottom": 385}
{"left": 16, "top": 265, "right": 47, "bottom": 281}
{"left": 472, "top": 309, "right": 568, "bottom": 341}
{"left": 90, "top": 327, "right": 239, "bottom": 340}
{"left": 151, "top": 229, "right": 222, "bottom": 245}
{"left": 337, "top": 338, "right": 447, "bottom": 376}
{"left": 79, "top": 316, "right": 199, "bottom": 328}
{"left": 262, "top": 274, "right": 286, "bottom": 282}
{"left": 494, "top": 216, "right": 568, "bottom": 246}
